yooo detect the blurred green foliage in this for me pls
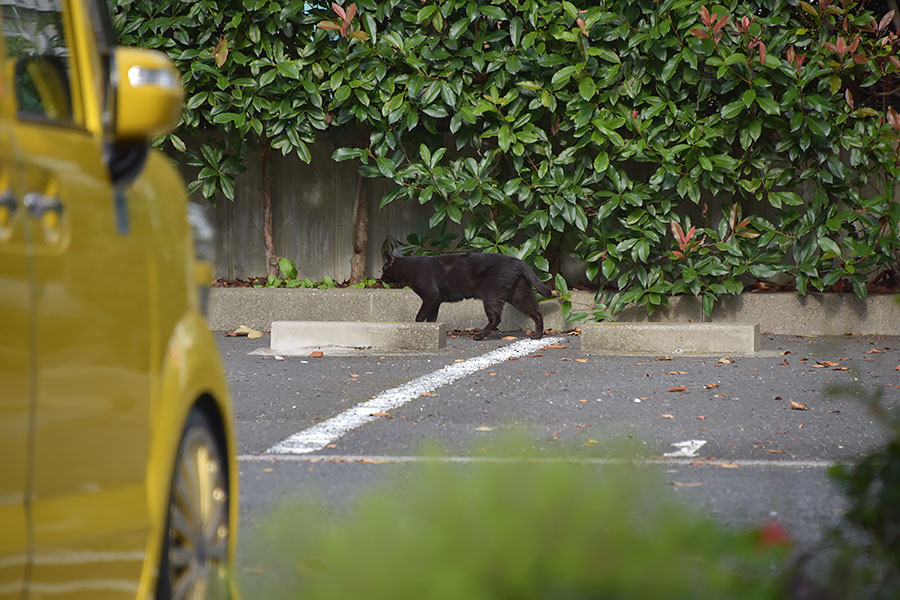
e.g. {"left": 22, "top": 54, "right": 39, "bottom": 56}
{"left": 242, "top": 442, "right": 788, "bottom": 599}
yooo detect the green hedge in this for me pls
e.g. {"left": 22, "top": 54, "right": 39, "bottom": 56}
{"left": 115, "top": 0, "right": 900, "bottom": 317}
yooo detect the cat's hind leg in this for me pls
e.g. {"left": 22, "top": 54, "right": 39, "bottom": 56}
{"left": 474, "top": 297, "right": 503, "bottom": 340}
{"left": 510, "top": 279, "right": 544, "bottom": 339}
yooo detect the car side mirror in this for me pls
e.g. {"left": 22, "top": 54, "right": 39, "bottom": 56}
{"left": 112, "top": 47, "right": 183, "bottom": 140}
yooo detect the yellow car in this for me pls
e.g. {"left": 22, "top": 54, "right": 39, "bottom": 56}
{"left": 0, "top": 1, "right": 238, "bottom": 598}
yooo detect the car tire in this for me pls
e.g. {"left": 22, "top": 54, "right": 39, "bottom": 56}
{"left": 156, "top": 407, "right": 231, "bottom": 600}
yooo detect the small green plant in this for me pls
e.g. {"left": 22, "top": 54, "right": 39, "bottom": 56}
{"left": 242, "top": 439, "right": 788, "bottom": 600}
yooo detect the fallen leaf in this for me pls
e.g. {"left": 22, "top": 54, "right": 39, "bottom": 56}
{"left": 309, "top": 350, "right": 324, "bottom": 358}
{"left": 274, "top": 355, "right": 285, "bottom": 361}
{"left": 671, "top": 481, "right": 705, "bottom": 487}
{"left": 454, "top": 359, "right": 466, "bottom": 363}
{"left": 507, "top": 357, "right": 518, "bottom": 361}
{"left": 718, "top": 357, "right": 732, "bottom": 364}
{"left": 501, "top": 336, "right": 518, "bottom": 340}
{"left": 532, "top": 353, "right": 545, "bottom": 357}
{"left": 668, "top": 385, "right": 687, "bottom": 392}
{"left": 696, "top": 415, "right": 706, "bottom": 420}
{"left": 790, "top": 399, "right": 808, "bottom": 411}
{"left": 666, "top": 371, "right": 688, "bottom": 375}
{"left": 474, "top": 426, "right": 494, "bottom": 431}
{"left": 776, "top": 430, "right": 788, "bottom": 434}
{"left": 578, "top": 399, "right": 589, "bottom": 404}
{"left": 704, "top": 383, "right": 719, "bottom": 389}
{"left": 420, "top": 392, "right": 438, "bottom": 397}
{"left": 866, "top": 348, "right": 884, "bottom": 354}
{"left": 895, "top": 364, "right": 900, "bottom": 371}
{"left": 349, "top": 374, "right": 360, "bottom": 378}
{"left": 542, "top": 344, "right": 566, "bottom": 349}
{"left": 827, "top": 410, "right": 841, "bottom": 414}
{"left": 584, "top": 439, "right": 599, "bottom": 447}
{"left": 558, "top": 357, "right": 573, "bottom": 361}
{"left": 372, "top": 412, "right": 391, "bottom": 418}
{"left": 575, "top": 358, "right": 588, "bottom": 363}
{"left": 228, "top": 325, "right": 264, "bottom": 338}
{"left": 764, "top": 449, "right": 786, "bottom": 454}
{"left": 816, "top": 360, "right": 840, "bottom": 367}
{"left": 781, "top": 350, "right": 792, "bottom": 356}
{"left": 662, "top": 414, "right": 675, "bottom": 419}
{"left": 263, "top": 468, "right": 274, "bottom": 473}
{"left": 774, "top": 396, "right": 783, "bottom": 402}
{"left": 326, "top": 444, "right": 337, "bottom": 449}
{"left": 833, "top": 366, "right": 849, "bottom": 371}
{"left": 655, "top": 357, "right": 674, "bottom": 361}
{"left": 779, "top": 359, "right": 789, "bottom": 366}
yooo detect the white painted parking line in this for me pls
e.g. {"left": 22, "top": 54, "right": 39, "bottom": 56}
{"left": 240, "top": 454, "right": 835, "bottom": 468}
{"left": 266, "top": 336, "right": 566, "bottom": 455}
{"left": 664, "top": 439, "right": 708, "bottom": 458}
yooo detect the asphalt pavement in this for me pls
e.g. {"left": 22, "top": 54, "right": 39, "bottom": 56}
{"left": 219, "top": 328, "right": 900, "bottom": 589}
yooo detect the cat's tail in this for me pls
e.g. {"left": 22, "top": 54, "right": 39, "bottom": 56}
{"left": 520, "top": 264, "right": 553, "bottom": 298}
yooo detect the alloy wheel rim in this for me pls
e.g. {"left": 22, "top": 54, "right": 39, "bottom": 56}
{"left": 168, "top": 426, "right": 229, "bottom": 600}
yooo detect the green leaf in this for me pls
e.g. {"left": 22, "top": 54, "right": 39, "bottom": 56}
{"left": 376, "top": 157, "right": 395, "bottom": 178}
{"left": 578, "top": 77, "right": 597, "bottom": 101}
{"left": 818, "top": 237, "right": 842, "bottom": 258}
{"left": 721, "top": 101, "right": 745, "bottom": 119}
{"left": 755, "top": 96, "right": 780, "bottom": 115}
{"left": 479, "top": 5, "right": 506, "bottom": 20}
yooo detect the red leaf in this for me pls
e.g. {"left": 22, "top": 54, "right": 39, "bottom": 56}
{"left": 786, "top": 46, "right": 795, "bottom": 64}
{"left": 836, "top": 36, "right": 846, "bottom": 55}
{"left": 686, "top": 225, "right": 696, "bottom": 242}
{"left": 891, "top": 56, "right": 900, "bottom": 69}
{"left": 759, "top": 41, "right": 766, "bottom": 65}
{"left": 690, "top": 28, "right": 710, "bottom": 39}
{"left": 332, "top": 1, "right": 347, "bottom": 21}
{"left": 713, "top": 14, "right": 731, "bottom": 32}
{"left": 824, "top": 42, "right": 838, "bottom": 53}
{"left": 845, "top": 89, "right": 855, "bottom": 110}
{"left": 346, "top": 2, "right": 357, "bottom": 22}
{"left": 670, "top": 221, "right": 686, "bottom": 246}
{"left": 852, "top": 52, "right": 867, "bottom": 64}
{"left": 879, "top": 9, "right": 895, "bottom": 32}
{"left": 318, "top": 20, "right": 341, "bottom": 30}
{"left": 672, "top": 250, "right": 685, "bottom": 259}
{"left": 700, "top": 5, "right": 711, "bottom": 25}
{"left": 848, "top": 33, "right": 860, "bottom": 54}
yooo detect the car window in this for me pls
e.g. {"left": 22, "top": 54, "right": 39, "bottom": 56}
{"left": 2, "top": 0, "right": 76, "bottom": 124}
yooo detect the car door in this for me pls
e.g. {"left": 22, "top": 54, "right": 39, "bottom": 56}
{"left": 0, "top": 59, "right": 30, "bottom": 600}
{"left": 4, "top": 0, "right": 155, "bottom": 596}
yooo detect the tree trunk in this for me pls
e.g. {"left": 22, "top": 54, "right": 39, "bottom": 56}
{"left": 261, "top": 145, "right": 279, "bottom": 277}
{"left": 349, "top": 170, "right": 369, "bottom": 284}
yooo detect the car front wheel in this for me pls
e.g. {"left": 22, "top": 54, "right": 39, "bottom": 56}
{"left": 157, "top": 408, "right": 231, "bottom": 600}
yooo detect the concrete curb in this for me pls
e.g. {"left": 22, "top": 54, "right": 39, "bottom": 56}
{"left": 208, "top": 288, "right": 565, "bottom": 333}
{"left": 270, "top": 320, "right": 446, "bottom": 354}
{"left": 581, "top": 322, "right": 760, "bottom": 356}
{"left": 208, "top": 288, "right": 900, "bottom": 336}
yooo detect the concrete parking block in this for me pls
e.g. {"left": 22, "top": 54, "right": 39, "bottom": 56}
{"left": 581, "top": 322, "right": 760, "bottom": 356}
{"left": 270, "top": 320, "right": 446, "bottom": 354}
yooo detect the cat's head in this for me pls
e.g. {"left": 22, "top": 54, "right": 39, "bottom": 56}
{"left": 380, "top": 248, "right": 404, "bottom": 284}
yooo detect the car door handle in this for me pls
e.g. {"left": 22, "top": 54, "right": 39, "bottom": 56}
{"left": 24, "top": 193, "right": 63, "bottom": 218}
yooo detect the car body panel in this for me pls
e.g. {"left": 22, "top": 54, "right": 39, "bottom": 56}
{"left": 0, "top": 0, "right": 238, "bottom": 597}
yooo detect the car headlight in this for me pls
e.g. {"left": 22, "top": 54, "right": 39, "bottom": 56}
{"left": 187, "top": 202, "right": 215, "bottom": 315}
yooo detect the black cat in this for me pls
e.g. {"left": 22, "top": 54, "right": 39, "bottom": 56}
{"left": 380, "top": 251, "right": 553, "bottom": 340}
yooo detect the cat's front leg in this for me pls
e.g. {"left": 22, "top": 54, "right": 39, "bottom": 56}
{"left": 415, "top": 298, "right": 440, "bottom": 322}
